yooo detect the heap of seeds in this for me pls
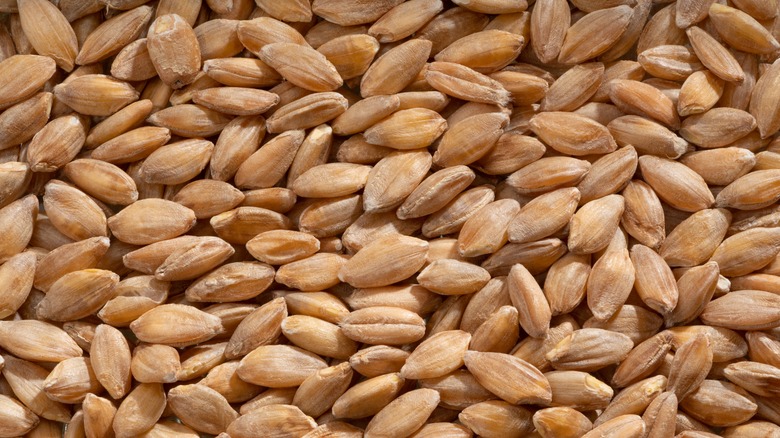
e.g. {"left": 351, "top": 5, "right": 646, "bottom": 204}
{"left": 1, "top": 0, "right": 780, "bottom": 436}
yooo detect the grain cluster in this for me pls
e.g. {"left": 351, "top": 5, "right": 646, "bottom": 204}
{"left": 1, "top": 0, "right": 780, "bottom": 436}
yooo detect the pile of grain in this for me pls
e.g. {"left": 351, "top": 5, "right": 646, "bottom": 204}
{"left": 0, "top": 0, "right": 780, "bottom": 436}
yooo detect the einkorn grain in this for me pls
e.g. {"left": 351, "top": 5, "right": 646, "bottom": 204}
{"left": 2, "top": 0, "right": 780, "bottom": 436}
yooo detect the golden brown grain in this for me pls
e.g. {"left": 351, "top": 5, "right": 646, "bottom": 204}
{"left": 4, "top": 2, "right": 780, "bottom": 435}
